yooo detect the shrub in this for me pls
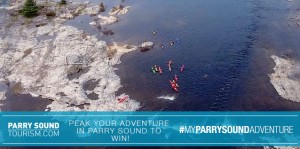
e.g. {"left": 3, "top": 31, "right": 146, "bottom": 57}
{"left": 21, "top": 0, "right": 39, "bottom": 18}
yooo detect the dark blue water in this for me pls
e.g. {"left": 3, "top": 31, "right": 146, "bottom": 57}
{"left": 113, "top": 0, "right": 256, "bottom": 111}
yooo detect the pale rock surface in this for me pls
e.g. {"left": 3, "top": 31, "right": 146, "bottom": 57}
{"left": 109, "top": 6, "right": 131, "bottom": 16}
{"left": 98, "top": 15, "right": 118, "bottom": 26}
{"left": 269, "top": 55, "right": 300, "bottom": 102}
{"left": 82, "top": 5, "right": 101, "bottom": 16}
{"left": 140, "top": 41, "right": 154, "bottom": 49}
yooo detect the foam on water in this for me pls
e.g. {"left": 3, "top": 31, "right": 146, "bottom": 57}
{"left": 157, "top": 95, "right": 177, "bottom": 101}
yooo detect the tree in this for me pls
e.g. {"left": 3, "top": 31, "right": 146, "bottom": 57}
{"left": 21, "top": 0, "right": 39, "bottom": 18}
{"left": 60, "top": 0, "right": 67, "bottom": 5}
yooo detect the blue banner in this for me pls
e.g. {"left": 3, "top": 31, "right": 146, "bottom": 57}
{"left": 0, "top": 112, "right": 299, "bottom": 146}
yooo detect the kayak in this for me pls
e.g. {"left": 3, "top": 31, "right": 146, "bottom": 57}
{"left": 118, "top": 95, "right": 129, "bottom": 103}
{"left": 170, "top": 41, "right": 174, "bottom": 46}
{"left": 159, "top": 67, "right": 163, "bottom": 74}
{"left": 169, "top": 80, "right": 179, "bottom": 92}
{"left": 160, "top": 44, "right": 164, "bottom": 49}
{"left": 171, "top": 84, "right": 179, "bottom": 92}
{"left": 167, "top": 61, "right": 173, "bottom": 71}
{"left": 176, "top": 38, "right": 181, "bottom": 44}
{"left": 180, "top": 64, "right": 185, "bottom": 72}
{"left": 171, "top": 80, "right": 179, "bottom": 88}
{"left": 151, "top": 67, "right": 156, "bottom": 73}
{"left": 174, "top": 74, "right": 178, "bottom": 82}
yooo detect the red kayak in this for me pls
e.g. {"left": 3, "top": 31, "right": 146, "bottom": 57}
{"left": 169, "top": 80, "right": 179, "bottom": 92}
{"left": 159, "top": 67, "right": 163, "bottom": 75}
{"left": 173, "top": 86, "right": 179, "bottom": 92}
{"left": 118, "top": 95, "right": 129, "bottom": 103}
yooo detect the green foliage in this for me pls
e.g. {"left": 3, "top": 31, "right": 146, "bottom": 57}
{"left": 21, "top": 0, "right": 39, "bottom": 18}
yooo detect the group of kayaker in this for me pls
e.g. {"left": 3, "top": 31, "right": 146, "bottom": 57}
{"left": 159, "top": 39, "right": 181, "bottom": 49}
{"left": 153, "top": 30, "right": 181, "bottom": 49}
{"left": 150, "top": 60, "right": 185, "bottom": 92}
{"left": 169, "top": 63, "right": 185, "bottom": 92}
{"left": 151, "top": 60, "right": 177, "bottom": 74}
{"left": 151, "top": 65, "right": 163, "bottom": 75}
{"left": 150, "top": 30, "right": 185, "bottom": 92}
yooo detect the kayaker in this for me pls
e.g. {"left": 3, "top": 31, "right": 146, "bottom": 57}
{"left": 170, "top": 41, "right": 174, "bottom": 46}
{"left": 154, "top": 65, "right": 159, "bottom": 72}
{"left": 174, "top": 74, "right": 178, "bottom": 82}
{"left": 151, "top": 67, "right": 156, "bottom": 73}
{"left": 171, "top": 79, "right": 179, "bottom": 87}
{"left": 159, "top": 67, "right": 163, "bottom": 75}
{"left": 171, "top": 80, "right": 176, "bottom": 84}
{"left": 152, "top": 30, "right": 157, "bottom": 35}
{"left": 171, "top": 83, "right": 176, "bottom": 88}
{"left": 180, "top": 64, "right": 185, "bottom": 72}
{"left": 170, "top": 80, "right": 176, "bottom": 87}
{"left": 176, "top": 38, "right": 181, "bottom": 44}
{"left": 168, "top": 61, "right": 173, "bottom": 71}
{"left": 169, "top": 80, "right": 179, "bottom": 92}
{"left": 160, "top": 44, "right": 164, "bottom": 49}
{"left": 171, "top": 83, "right": 179, "bottom": 91}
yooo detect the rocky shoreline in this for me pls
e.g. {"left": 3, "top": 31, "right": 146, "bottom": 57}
{"left": 269, "top": 55, "right": 300, "bottom": 102}
{"left": 0, "top": 0, "right": 140, "bottom": 111}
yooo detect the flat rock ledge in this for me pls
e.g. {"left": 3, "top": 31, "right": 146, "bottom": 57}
{"left": 269, "top": 55, "right": 300, "bottom": 102}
